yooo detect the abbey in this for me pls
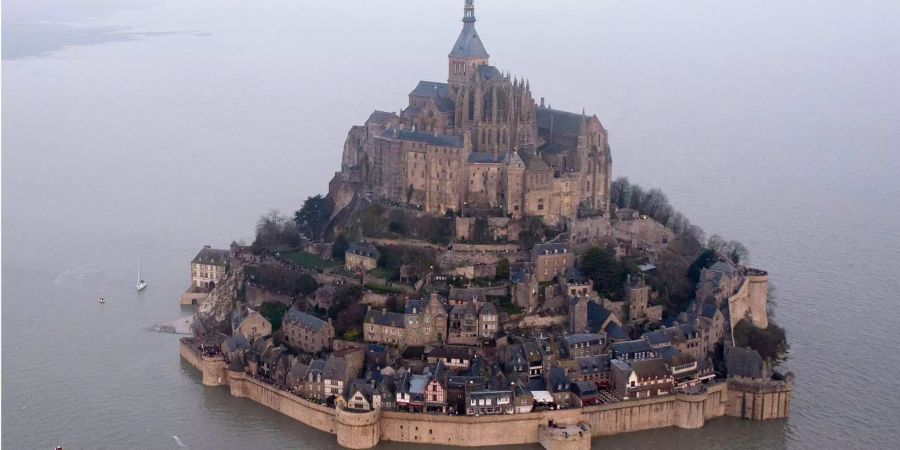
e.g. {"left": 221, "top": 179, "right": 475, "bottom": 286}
{"left": 332, "top": 0, "right": 612, "bottom": 223}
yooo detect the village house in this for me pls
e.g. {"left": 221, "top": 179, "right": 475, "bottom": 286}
{"left": 679, "top": 300, "right": 727, "bottom": 354}
{"left": 569, "top": 296, "right": 624, "bottom": 335}
{"left": 575, "top": 354, "right": 611, "bottom": 387}
{"left": 404, "top": 293, "right": 449, "bottom": 346}
{"left": 424, "top": 362, "right": 449, "bottom": 413}
{"left": 448, "top": 300, "right": 480, "bottom": 345}
{"left": 282, "top": 309, "right": 334, "bottom": 354}
{"left": 466, "top": 389, "right": 513, "bottom": 415}
{"left": 396, "top": 371, "right": 431, "bottom": 413}
{"left": 511, "top": 383, "right": 534, "bottom": 413}
{"left": 610, "top": 358, "right": 674, "bottom": 400}
{"left": 286, "top": 360, "right": 310, "bottom": 394}
{"left": 446, "top": 375, "right": 486, "bottom": 412}
{"left": 323, "top": 357, "right": 349, "bottom": 399}
{"left": 344, "top": 379, "right": 382, "bottom": 411}
{"left": 231, "top": 307, "right": 272, "bottom": 343}
{"left": 364, "top": 344, "right": 389, "bottom": 373}
{"left": 625, "top": 274, "right": 663, "bottom": 324}
{"left": 726, "top": 346, "right": 771, "bottom": 381}
{"left": 546, "top": 367, "right": 573, "bottom": 405}
{"left": 572, "top": 381, "right": 600, "bottom": 406}
{"left": 662, "top": 322, "right": 704, "bottom": 360}
{"left": 478, "top": 302, "right": 499, "bottom": 339}
{"left": 611, "top": 340, "right": 655, "bottom": 362}
{"left": 220, "top": 335, "right": 251, "bottom": 363}
{"left": 363, "top": 308, "right": 406, "bottom": 347}
{"left": 522, "top": 340, "right": 546, "bottom": 378}
{"left": 191, "top": 245, "right": 231, "bottom": 290}
{"left": 331, "top": 345, "right": 366, "bottom": 381}
{"left": 532, "top": 243, "right": 573, "bottom": 283}
{"left": 560, "top": 269, "right": 593, "bottom": 297}
{"left": 345, "top": 242, "right": 380, "bottom": 274}
{"left": 696, "top": 260, "right": 741, "bottom": 305}
{"left": 560, "top": 333, "right": 606, "bottom": 358}
{"left": 303, "top": 359, "right": 327, "bottom": 399}
{"left": 511, "top": 269, "right": 540, "bottom": 311}
{"left": 427, "top": 345, "right": 474, "bottom": 369}
{"left": 642, "top": 330, "right": 672, "bottom": 350}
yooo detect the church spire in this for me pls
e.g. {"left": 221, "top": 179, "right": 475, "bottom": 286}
{"left": 463, "top": 0, "right": 476, "bottom": 23}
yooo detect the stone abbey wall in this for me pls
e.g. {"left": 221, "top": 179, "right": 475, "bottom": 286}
{"left": 727, "top": 271, "right": 770, "bottom": 331}
{"left": 181, "top": 338, "right": 790, "bottom": 449}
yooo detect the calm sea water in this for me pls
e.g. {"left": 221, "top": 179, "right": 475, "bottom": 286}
{"left": 4, "top": 1, "right": 900, "bottom": 449}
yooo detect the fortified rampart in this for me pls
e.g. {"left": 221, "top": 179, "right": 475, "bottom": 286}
{"left": 179, "top": 338, "right": 227, "bottom": 386}
{"left": 727, "top": 269, "right": 769, "bottom": 331}
{"left": 181, "top": 338, "right": 791, "bottom": 449}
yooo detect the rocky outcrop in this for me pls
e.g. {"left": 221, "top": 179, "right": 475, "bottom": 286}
{"left": 194, "top": 266, "right": 244, "bottom": 332}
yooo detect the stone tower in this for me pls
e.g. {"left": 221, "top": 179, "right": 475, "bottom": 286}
{"left": 569, "top": 296, "right": 588, "bottom": 334}
{"left": 448, "top": 0, "right": 489, "bottom": 92}
{"left": 505, "top": 149, "right": 526, "bottom": 218}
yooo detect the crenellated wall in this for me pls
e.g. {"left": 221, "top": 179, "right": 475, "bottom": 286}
{"left": 180, "top": 340, "right": 791, "bottom": 449}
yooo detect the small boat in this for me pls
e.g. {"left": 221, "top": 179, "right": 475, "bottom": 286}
{"left": 136, "top": 257, "right": 148, "bottom": 291}
{"left": 99, "top": 297, "right": 105, "bottom": 304}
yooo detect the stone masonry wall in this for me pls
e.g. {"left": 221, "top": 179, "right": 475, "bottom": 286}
{"left": 181, "top": 340, "right": 790, "bottom": 449}
{"left": 727, "top": 272, "right": 770, "bottom": 331}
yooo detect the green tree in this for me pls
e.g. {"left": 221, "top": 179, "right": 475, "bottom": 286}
{"left": 579, "top": 246, "right": 627, "bottom": 299}
{"left": 732, "top": 319, "right": 789, "bottom": 364}
{"left": 472, "top": 217, "right": 492, "bottom": 243}
{"left": 293, "top": 195, "right": 333, "bottom": 240}
{"left": 248, "top": 265, "right": 319, "bottom": 297}
{"left": 259, "top": 301, "right": 289, "bottom": 331}
{"left": 332, "top": 234, "right": 349, "bottom": 259}
{"left": 518, "top": 216, "right": 551, "bottom": 249}
{"left": 688, "top": 249, "right": 718, "bottom": 284}
{"left": 496, "top": 257, "right": 511, "bottom": 280}
{"left": 253, "top": 209, "right": 301, "bottom": 251}
{"left": 385, "top": 295, "right": 403, "bottom": 313}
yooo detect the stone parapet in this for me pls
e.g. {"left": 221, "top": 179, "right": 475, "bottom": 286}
{"left": 336, "top": 408, "right": 381, "bottom": 449}
{"left": 726, "top": 376, "right": 793, "bottom": 420}
{"left": 539, "top": 423, "right": 592, "bottom": 450}
{"left": 180, "top": 345, "right": 787, "bottom": 449}
{"left": 179, "top": 338, "right": 227, "bottom": 386}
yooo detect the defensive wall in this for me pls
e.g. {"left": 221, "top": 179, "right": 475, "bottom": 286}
{"left": 727, "top": 269, "right": 770, "bottom": 331}
{"left": 181, "top": 338, "right": 790, "bottom": 449}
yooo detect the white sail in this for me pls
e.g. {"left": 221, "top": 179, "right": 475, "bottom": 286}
{"left": 136, "top": 258, "right": 147, "bottom": 291}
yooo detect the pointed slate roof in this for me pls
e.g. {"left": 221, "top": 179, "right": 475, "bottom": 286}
{"left": 536, "top": 107, "right": 587, "bottom": 136}
{"left": 409, "top": 81, "right": 449, "bottom": 99}
{"left": 366, "top": 110, "right": 397, "bottom": 125}
{"left": 283, "top": 309, "right": 328, "bottom": 332}
{"left": 449, "top": 21, "right": 489, "bottom": 59}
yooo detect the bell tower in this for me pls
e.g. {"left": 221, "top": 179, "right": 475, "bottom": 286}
{"left": 448, "top": 0, "right": 489, "bottom": 92}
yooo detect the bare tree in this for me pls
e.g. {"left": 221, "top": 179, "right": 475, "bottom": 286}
{"left": 707, "top": 234, "right": 727, "bottom": 253}
{"left": 726, "top": 240, "right": 749, "bottom": 264}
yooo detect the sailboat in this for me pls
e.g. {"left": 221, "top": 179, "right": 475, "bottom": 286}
{"left": 136, "top": 258, "right": 148, "bottom": 291}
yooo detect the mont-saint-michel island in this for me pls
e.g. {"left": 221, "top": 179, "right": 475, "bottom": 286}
{"left": 180, "top": 2, "right": 793, "bottom": 448}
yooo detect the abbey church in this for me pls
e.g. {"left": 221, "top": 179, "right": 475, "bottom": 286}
{"left": 331, "top": 0, "right": 612, "bottom": 223}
